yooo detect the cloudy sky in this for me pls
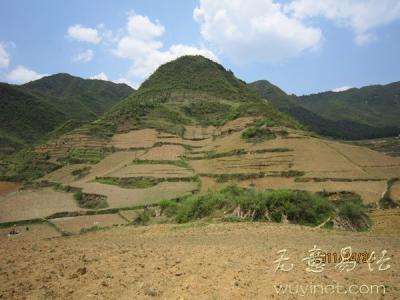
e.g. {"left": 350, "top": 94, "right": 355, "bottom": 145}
{"left": 0, "top": 0, "right": 399, "bottom": 94}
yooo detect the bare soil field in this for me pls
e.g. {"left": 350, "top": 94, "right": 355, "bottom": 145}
{"left": 50, "top": 214, "right": 127, "bottom": 234}
{"left": 0, "top": 181, "right": 20, "bottom": 197}
{"left": 192, "top": 131, "right": 400, "bottom": 180}
{"left": 111, "top": 129, "right": 158, "bottom": 149}
{"left": 183, "top": 125, "right": 216, "bottom": 140}
{"left": 77, "top": 181, "right": 198, "bottom": 208}
{"left": 73, "top": 151, "right": 143, "bottom": 184}
{"left": 0, "top": 188, "right": 81, "bottom": 222}
{"left": 41, "top": 163, "right": 90, "bottom": 184}
{"left": 368, "top": 208, "right": 400, "bottom": 234}
{"left": 0, "top": 222, "right": 398, "bottom": 299}
{"left": 0, "top": 223, "right": 61, "bottom": 241}
{"left": 119, "top": 209, "right": 143, "bottom": 222}
{"left": 107, "top": 164, "right": 195, "bottom": 178}
{"left": 138, "top": 145, "right": 186, "bottom": 160}
{"left": 190, "top": 152, "right": 293, "bottom": 174}
{"left": 328, "top": 141, "right": 400, "bottom": 167}
{"left": 220, "top": 117, "right": 258, "bottom": 133}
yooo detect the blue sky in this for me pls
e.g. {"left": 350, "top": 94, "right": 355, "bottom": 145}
{"left": 0, "top": 0, "right": 399, "bottom": 95}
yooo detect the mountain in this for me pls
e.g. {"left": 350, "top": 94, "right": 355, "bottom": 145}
{"left": 249, "top": 80, "right": 400, "bottom": 140}
{"left": 0, "top": 74, "right": 134, "bottom": 152}
{"left": 24, "top": 73, "right": 134, "bottom": 120}
{"left": 0, "top": 83, "right": 66, "bottom": 152}
{"left": 297, "top": 82, "right": 400, "bottom": 129}
{"left": 106, "top": 56, "right": 300, "bottom": 135}
{"left": 248, "top": 80, "right": 295, "bottom": 110}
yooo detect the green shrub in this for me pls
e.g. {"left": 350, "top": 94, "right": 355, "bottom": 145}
{"left": 73, "top": 191, "right": 83, "bottom": 201}
{"left": 133, "top": 211, "right": 151, "bottom": 225}
{"left": 241, "top": 126, "right": 275, "bottom": 142}
{"left": 172, "top": 186, "right": 333, "bottom": 226}
{"left": 159, "top": 199, "right": 179, "bottom": 217}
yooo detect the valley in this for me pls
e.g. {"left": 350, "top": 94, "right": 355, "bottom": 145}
{"left": 0, "top": 55, "right": 399, "bottom": 299}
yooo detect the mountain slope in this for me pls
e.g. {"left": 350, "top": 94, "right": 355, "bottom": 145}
{"left": 249, "top": 80, "right": 400, "bottom": 140}
{"left": 0, "top": 83, "right": 66, "bottom": 152}
{"left": 0, "top": 75, "right": 134, "bottom": 152}
{"left": 297, "top": 82, "right": 400, "bottom": 128}
{"left": 24, "top": 73, "right": 134, "bottom": 120}
{"left": 106, "top": 56, "right": 300, "bottom": 135}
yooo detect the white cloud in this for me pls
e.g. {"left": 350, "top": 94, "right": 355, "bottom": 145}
{"left": 193, "top": 0, "right": 322, "bottom": 63}
{"left": 90, "top": 72, "right": 108, "bottom": 81}
{"left": 6, "top": 66, "right": 48, "bottom": 83}
{"left": 73, "top": 49, "right": 94, "bottom": 62}
{"left": 126, "top": 13, "right": 165, "bottom": 40}
{"left": 285, "top": 0, "right": 400, "bottom": 45}
{"left": 113, "top": 77, "right": 136, "bottom": 89}
{"left": 88, "top": 73, "right": 136, "bottom": 88}
{"left": 0, "top": 43, "right": 10, "bottom": 68}
{"left": 67, "top": 25, "right": 101, "bottom": 44}
{"left": 113, "top": 13, "right": 217, "bottom": 87}
{"left": 332, "top": 86, "right": 352, "bottom": 92}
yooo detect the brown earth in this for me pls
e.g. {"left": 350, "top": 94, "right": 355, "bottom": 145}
{"left": 49, "top": 214, "right": 127, "bottom": 234}
{"left": 0, "top": 181, "right": 20, "bottom": 197}
{"left": 0, "top": 188, "right": 81, "bottom": 222}
{"left": 368, "top": 208, "right": 400, "bottom": 234}
{"left": 0, "top": 222, "right": 398, "bottom": 299}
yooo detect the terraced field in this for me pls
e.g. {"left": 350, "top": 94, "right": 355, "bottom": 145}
{"left": 41, "top": 163, "right": 90, "bottom": 184}
{"left": 0, "top": 223, "right": 61, "bottom": 241}
{"left": 106, "top": 164, "right": 194, "bottom": 178}
{"left": 111, "top": 129, "right": 158, "bottom": 149}
{"left": 138, "top": 144, "right": 186, "bottom": 160}
{"left": 2, "top": 120, "right": 400, "bottom": 235}
{"left": 49, "top": 214, "right": 127, "bottom": 234}
{"left": 0, "top": 188, "right": 81, "bottom": 222}
{"left": 76, "top": 181, "right": 197, "bottom": 208}
{"left": 391, "top": 180, "right": 400, "bottom": 202}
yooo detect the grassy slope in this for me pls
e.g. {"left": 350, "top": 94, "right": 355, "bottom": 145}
{"left": 106, "top": 56, "right": 300, "bottom": 135}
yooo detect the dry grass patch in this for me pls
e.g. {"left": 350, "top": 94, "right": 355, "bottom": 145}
{"left": 49, "top": 214, "right": 126, "bottom": 234}
{"left": 0, "top": 188, "right": 81, "bottom": 223}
